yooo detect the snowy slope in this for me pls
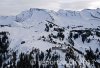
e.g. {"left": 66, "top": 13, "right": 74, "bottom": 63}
{"left": 0, "top": 8, "right": 100, "bottom": 68}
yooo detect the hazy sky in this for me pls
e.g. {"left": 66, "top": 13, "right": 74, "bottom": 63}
{"left": 0, "top": 0, "right": 100, "bottom": 16}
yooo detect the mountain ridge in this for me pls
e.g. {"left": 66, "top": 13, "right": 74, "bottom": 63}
{"left": 0, "top": 8, "right": 100, "bottom": 27}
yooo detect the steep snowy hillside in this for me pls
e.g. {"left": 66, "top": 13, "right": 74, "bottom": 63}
{"left": 0, "top": 8, "right": 100, "bottom": 68}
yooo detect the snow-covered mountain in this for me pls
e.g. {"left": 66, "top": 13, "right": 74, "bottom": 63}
{"left": 0, "top": 8, "right": 100, "bottom": 68}
{"left": 1, "top": 8, "right": 100, "bottom": 27}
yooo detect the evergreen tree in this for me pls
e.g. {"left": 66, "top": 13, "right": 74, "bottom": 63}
{"left": 40, "top": 64, "right": 43, "bottom": 68}
{"left": 53, "top": 62, "right": 58, "bottom": 68}
{"left": 35, "top": 60, "right": 39, "bottom": 68}
{"left": 12, "top": 52, "right": 17, "bottom": 68}
{"left": 45, "top": 24, "right": 49, "bottom": 32}
{"left": 95, "top": 48, "right": 99, "bottom": 53}
{"left": 0, "top": 55, "right": 2, "bottom": 68}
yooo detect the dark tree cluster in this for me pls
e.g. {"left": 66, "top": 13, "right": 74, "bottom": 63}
{"left": 69, "top": 32, "right": 73, "bottom": 38}
{"left": 0, "top": 32, "right": 9, "bottom": 53}
{"left": 69, "top": 32, "right": 79, "bottom": 40}
{"left": 45, "top": 24, "right": 49, "bottom": 32}
{"left": 73, "top": 33, "right": 79, "bottom": 39}
{"left": 57, "top": 32, "right": 65, "bottom": 41}
{"left": 0, "top": 25, "right": 11, "bottom": 27}
{"left": 65, "top": 47, "right": 76, "bottom": 63}
{"left": 86, "top": 38, "right": 91, "bottom": 43}
{"left": 81, "top": 34, "right": 87, "bottom": 43}
{"left": 1, "top": 48, "right": 60, "bottom": 68}
{"left": 0, "top": 31, "right": 10, "bottom": 68}
{"left": 84, "top": 48, "right": 100, "bottom": 68}
{"left": 49, "top": 23, "right": 53, "bottom": 28}
{"left": 96, "top": 31, "right": 100, "bottom": 37}
{"left": 54, "top": 27, "right": 65, "bottom": 33}
{"left": 69, "top": 30, "right": 93, "bottom": 43}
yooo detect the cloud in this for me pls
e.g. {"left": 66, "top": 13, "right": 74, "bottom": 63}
{"left": 89, "top": 0, "right": 100, "bottom": 8}
{"left": 60, "top": 1, "right": 90, "bottom": 10}
{"left": 0, "top": 0, "right": 100, "bottom": 16}
{"left": 60, "top": 0, "right": 100, "bottom": 10}
{"left": 0, "top": 0, "right": 60, "bottom": 15}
